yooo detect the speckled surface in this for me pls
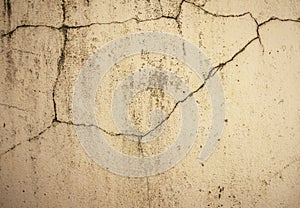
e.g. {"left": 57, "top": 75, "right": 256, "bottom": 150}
{"left": 1, "top": 0, "right": 300, "bottom": 207}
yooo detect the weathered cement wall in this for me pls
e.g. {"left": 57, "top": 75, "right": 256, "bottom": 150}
{"left": 0, "top": 0, "right": 299, "bottom": 207}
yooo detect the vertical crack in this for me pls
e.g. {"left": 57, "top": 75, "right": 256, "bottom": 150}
{"left": 174, "top": 0, "right": 184, "bottom": 34}
{"left": 53, "top": 27, "right": 67, "bottom": 121}
{"left": 4, "top": 0, "right": 11, "bottom": 17}
{"left": 159, "top": 0, "right": 184, "bottom": 34}
{"left": 3, "top": 0, "right": 12, "bottom": 29}
{"left": 61, "top": 0, "right": 66, "bottom": 22}
{"left": 53, "top": 0, "right": 67, "bottom": 122}
{"left": 249, "top": 13, "right": 265, "bottom": 52}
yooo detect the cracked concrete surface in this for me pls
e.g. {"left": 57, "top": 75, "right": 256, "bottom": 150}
{"left": 1, "top": 0, "right": 300, "bottom": 207}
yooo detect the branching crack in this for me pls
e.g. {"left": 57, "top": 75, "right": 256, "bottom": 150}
{"left": 2, "top": 0, "right": 298, "bottom": 162}
{"left": 141, "top": 36, "right": 258, "bottom": 140}
{"left": 52, "top": 36, "right": 258, "bottom": 144}
{"left": 181, "top": 0, "right": 298, "bottom": 52}
{"left": 1, "top": 2, "right": 298, "bottom": 39}
{"left": 183, "top": 1, "right": 266, "bottom": 50}
{"left": 175, "top": 0, "right": 185, "bottom": 34}
{"left": 248, "top": 13, "right": 264, "bottom": 52}
{"left": 0, "top": 34, "right": 259, "bottom": 158}
{"left": 184, "top": 0, "right": 300, "bottom": 23}
{"left": 0, "top": 17, "right": 179, "bottom": 38}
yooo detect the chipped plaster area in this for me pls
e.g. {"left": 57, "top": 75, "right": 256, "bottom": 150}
{"left": 0, "top": 0, "right": 300, "bottom": 207}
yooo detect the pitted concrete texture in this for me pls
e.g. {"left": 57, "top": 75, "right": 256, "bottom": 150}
{"left": 1, "top": 0, "right": 300, "bottom": 207}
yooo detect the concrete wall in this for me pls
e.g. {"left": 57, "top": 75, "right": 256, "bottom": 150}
{"left": 0, "top": 0, "right": 299, "bottom": 207}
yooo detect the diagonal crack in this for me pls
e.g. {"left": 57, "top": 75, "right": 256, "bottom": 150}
{"left": 0, "top": 102, "right": 31, "bottom": 112}
{"left": 52, "top": 36, "right": 259, "bottom": 143}
{"left": 0, "top": 124, "right": 53, "bottom": 158}
{"left": 259, "top": 16, "right": 300, "bottom": 26}
{"left": 184, "top": 0, "right": 251, "bottom": 18}
{"left": 1, "top": 24, "right": 60, "bottom": 38}
{"left": 141, "top": 36, "right": 258, "bottom": 140}
{"left": 270, "top": 157, "right": 300, "bottom": 181}
{"left": 0, "top": 35, "right": 259, "bottom": 157}
{"left": 2, "top": 0, "right": 297, "bottom": 159}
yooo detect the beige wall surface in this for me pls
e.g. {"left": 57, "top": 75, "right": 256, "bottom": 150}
{"left": 0, "top": 0, "right": 300, "bottom": 207}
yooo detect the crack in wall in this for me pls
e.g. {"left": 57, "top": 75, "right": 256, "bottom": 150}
{"left": 1, "top": 4, "right": 298, "bottom": 40}
{"left": 0, "top": 123, "right": 53, "bottom": 158}
{"left": 0, "top": 102, "right": 30, "bottom": 112}
{"left": 259, "top": 16, "right": 300, "bottom": 26}
{"left": 186, "top": 1, "right": 251, "bottom": 18}
{"left": 1, "top": 0, "right": 299, "bottom": 167}
{"left": 0, "top": 36, "right": 258, "bottom": 158}
{"left": 1, "top": 24, "right": 60, "bottom": 38}
{"left": 4, "top": 0, "right": 11, "bottom": 26}
{"left": 184, "top": 0, "right": 300, "bottom": 23}
{"left": 140, "top": 36, "right": 258, "bottom": 141}
{"left": 270, "top": 157, "right": 300, "bottom": 182}
{"left": 183, "top": 0, "right": 299, "bottom": 52}
{"left": 5, "top": 0, "right": 11, "bottom": 16}
{"left": 256, "top": 16, "right": 300, "bottom": 52}
{"left": 54, "top": 120, "right": 140, "bottom": 138}
{"left": 52, "top": 10, "right": 67, "bottom": 122}
{"left": 1, "top": 3, "right": 299, "bottom": 207}
{"left": 159, "top": 0, "right": 184, "bottom": 34}
{"left": 0, "top": 17, "right": 175, "bottom": 38}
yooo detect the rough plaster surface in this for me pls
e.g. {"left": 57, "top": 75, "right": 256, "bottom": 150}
{"left": 0, "top": 0, "right": 299, "bottom": 207}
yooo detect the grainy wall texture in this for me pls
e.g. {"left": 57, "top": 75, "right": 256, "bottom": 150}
{"left": 0, "top": 0, "right": 300, "bottom": 207}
